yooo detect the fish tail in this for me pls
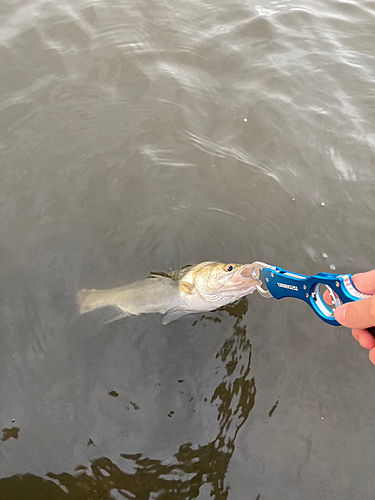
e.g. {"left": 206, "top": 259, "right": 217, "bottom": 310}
{"left": 77, "top": 288, "right": 102, "bottom": 314}
{"left": 77, "top": 288, "right": 131, "bottom": 323}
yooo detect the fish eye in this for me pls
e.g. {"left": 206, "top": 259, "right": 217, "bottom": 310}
{"left": 225, "top": 264, "right": 234, "bottom": 272}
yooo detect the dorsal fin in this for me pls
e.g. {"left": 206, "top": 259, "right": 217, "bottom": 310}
{"left": 150, "top": 265, "right": 193, "bottom": 281}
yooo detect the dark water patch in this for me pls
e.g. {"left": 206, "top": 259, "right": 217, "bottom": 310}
{"left": 0, "top": 474, "right": 68, "bottom": 500}
{"left": 1, "top": 427, "right": 20, "bottom": 442}
{"left": 268, "top": 399, "right": 279, "bottom": 418}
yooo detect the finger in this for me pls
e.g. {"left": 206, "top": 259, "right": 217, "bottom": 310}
{"left": 334, "top": 295, "right": 375, "bottom": 329}
{"left": 322, "top": 271, "right": 375, "bottom": 304}
{"left": 352, "top": 270, "right": 375, "bottom": 295}
{"left": 369, "top": 348, "right": 375, "bottom": 365}
{"left": 352, "top": 329, "right": 360, "bottom": 341}
{"left": 323, "top": 289, "right": 338, "bottom": 304}
{"left": 352, "top": 329, "right": 375, "bottom": 349}
{"left": 323, "top": 290, "right": 331, "bottom": 304}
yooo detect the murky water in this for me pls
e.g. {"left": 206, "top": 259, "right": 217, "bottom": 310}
{"left": 1, "top": 0, "right": 375, "bottom": 498}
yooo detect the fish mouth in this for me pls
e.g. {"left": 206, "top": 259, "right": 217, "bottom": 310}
{"left": 230, "top": 264, "right": 261, "bottom": 289}
{"left": 239, "top": 265, "right": 254, "bottom": 279}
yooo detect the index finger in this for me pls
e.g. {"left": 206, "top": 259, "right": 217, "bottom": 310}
{"left": 334, "top": 295, "right": 375, "bottom": 330}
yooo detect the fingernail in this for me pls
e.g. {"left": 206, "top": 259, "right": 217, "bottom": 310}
{"left": 334, "top": 303, "right": 348, "bottom": 324}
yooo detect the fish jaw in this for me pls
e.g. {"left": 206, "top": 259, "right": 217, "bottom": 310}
{"left": 214, "top": 265, "right": 260, "bottom": 306}
{"left": 233, "top": 263, "right": 258, "bottom": 281}
{"left": 225, "top": 264, "right": 261, "bottom": 295}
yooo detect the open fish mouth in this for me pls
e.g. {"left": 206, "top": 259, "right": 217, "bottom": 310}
{"left": 234, "top": 264, "right": 259, "bottom": 281}
{"left": 228, "top": 264, "right": 262, "bottom": 291}
{"left": 239, "top": 265, "right": 255, "bottom": 279}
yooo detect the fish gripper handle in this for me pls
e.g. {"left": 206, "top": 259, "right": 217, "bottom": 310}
{"left": 261, "top": 266, "right": 372, "bottom": 327}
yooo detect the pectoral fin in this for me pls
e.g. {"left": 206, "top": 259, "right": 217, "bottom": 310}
{"left": 162, "top": 307, "right": 197, "bottom": 325}
{"left": 179, "top": 280, "right": 195, "bottom": 295}
{"left": 100, "top": 305, "right": 130, "bottom": 324}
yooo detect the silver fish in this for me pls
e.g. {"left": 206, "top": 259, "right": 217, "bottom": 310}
{"left": 77, "top": 261, "right": 260, "bottom": 325}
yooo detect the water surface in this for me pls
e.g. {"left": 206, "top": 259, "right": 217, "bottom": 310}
{"left": 1, "top": 0, "right": 375, "bottom": 498}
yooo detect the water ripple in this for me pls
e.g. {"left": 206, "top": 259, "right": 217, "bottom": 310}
{"left": 186, "top": 130, "right": 283, "bottom": 185}
{"left": 140, "top": 145, "right": 196, "bottom": 168}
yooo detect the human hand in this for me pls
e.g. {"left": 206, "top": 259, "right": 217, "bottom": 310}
{"left": 333, "top": 270, "right": 375, "bottom": 364}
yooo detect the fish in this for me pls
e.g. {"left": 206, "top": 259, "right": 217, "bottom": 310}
{"left": 77, "top": 261, "right": 260, "bottom": 325}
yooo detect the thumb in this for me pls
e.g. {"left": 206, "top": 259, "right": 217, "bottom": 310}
{"left": 335, "top": 295, "right": 375, "bottom": 330}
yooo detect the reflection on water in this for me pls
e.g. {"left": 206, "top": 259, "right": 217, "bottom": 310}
{"left": 1, "top": 427, "right": 20, "bottom": 443}
{"left": 0, "top": 299, "right": 256, "bottom": 499}
{"left": 268, "top": 399, "right": 279, "bottom": 418}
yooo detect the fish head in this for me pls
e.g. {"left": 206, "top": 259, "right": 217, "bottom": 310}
{"left": 187, "top": 262, "right": 261, "bottom": 307}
